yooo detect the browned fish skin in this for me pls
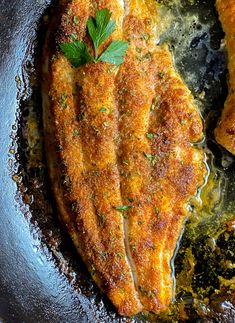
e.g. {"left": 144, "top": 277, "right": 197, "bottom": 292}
{"left": 215, "top": 0, "right": 235, "bottom": 155}
{"left": 43, "top": 0, "right": 206, "bottom": 316}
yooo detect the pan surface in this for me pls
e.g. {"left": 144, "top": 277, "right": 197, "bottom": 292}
{"left": 0, "top": 0, "right": 234, "bottom": 322}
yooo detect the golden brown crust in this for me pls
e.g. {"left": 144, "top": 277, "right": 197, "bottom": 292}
{"left": 42, "top": 0, "right": 206, "bottom": 316}
{"left": 116, "top": 5, "right": 205, "bottom": 312}
{"left": 215, "top": 0, "right": 235, "bottom": 155}
{"left": 43, "top": 0, "right": 142, "bottom": 316}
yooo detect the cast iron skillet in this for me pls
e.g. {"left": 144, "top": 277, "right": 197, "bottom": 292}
{"left": 0, "top": 0, "right": 234, "bottom": 322}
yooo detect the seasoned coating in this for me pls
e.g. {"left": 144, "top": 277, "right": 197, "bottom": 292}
{"left": 117, "top": 0, "right": 205, "bottom": 313}
{"left": 43, "top": 0, "right": 142, "bottom": 316}
{"left": 215, "top": 0, "right": 235, "bottom": 155}
{"left": 43, "top": 0, "right": 206, "bottom": 316}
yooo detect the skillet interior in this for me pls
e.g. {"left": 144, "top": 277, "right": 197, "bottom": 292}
{"left": 0, "top": 0, "right": 234, "bottom": 321}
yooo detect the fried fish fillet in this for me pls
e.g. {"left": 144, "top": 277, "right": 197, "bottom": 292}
{"left": 215, "top": 0, "right": 235, "bottom": 155}
{"left": 43, "top": 0, "right": 142, "bottom": 316}
{"left": 117, "top": 0, "right": 205, "bottom": 312}
{"left": 42, "top": 0, "right": 206, "bottom": 316}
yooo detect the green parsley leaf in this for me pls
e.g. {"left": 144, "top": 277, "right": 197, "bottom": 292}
{"left": 60, "top": 8, "right": 128, "bottom": 68}
{"left": 98, "top": 40, "right": 129, "bottom": 65}
{"left": 87, "top": 8, "right": 116, "bottom": 59}
{"left": 60, "top": 41, "right": 94, "bottom": 67}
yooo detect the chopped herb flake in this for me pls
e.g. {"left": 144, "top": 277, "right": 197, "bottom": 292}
{"left": 100, "top": 107, "right": 107, "bottom": 112}
{"left": 97, "top": 212, "right": 106, "bottom": 226}
{"left": 139, "top": 286, "right": 155, "bottom": 298}
{"left": 71, "top": 202, "right": 79, "bottom": 213}
{"left": 141, "top": 33, "right": 150, "bottom": 41}
{"left": 154, "top": 207, "right": 161, "bottom": 219}
{"left": 78, "top": 112, "right": 85, "bottom": 121}
{"left": 60, "top": 92, "right": 68, "bottom": 110}
{"left": 159, "top": 71, "right": 165, "bottom": 79}
{"left": 146, "top": 133, "right": 154, "bottom": 139}
{"left": 73, "top": 129, "right": 80, "bottom": 138}
{"left": 73, "top": 16, "right": 79, "bottom": 25}
{"left": 115, "top": 205, "right": 129, "bottom": 212}
{"left": 117, "top": 252, "right": 125, "bottom": 259}
{"left": 151, "top": 95, "right": 160, "bottom": 111}
{"left": 99, "top": 251, "right": 109, "bottom": 260}
{"left": 144, "top": 52, "right": 152, "bottom": 60}
{"left": 143, "top": 152, "right": 157, "bottom": 166}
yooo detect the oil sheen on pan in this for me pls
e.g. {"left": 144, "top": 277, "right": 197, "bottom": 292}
{"left": 42, "top": 0, "right": 206, "bottom": 316}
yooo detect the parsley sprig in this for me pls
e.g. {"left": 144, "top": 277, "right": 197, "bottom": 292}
{"left": 60, "top": 8, "right": 128, "bottom": 67}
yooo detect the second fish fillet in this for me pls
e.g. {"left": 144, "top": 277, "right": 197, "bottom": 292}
{"left": 215, "top": 0, "right": 235, "bottom": 155}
